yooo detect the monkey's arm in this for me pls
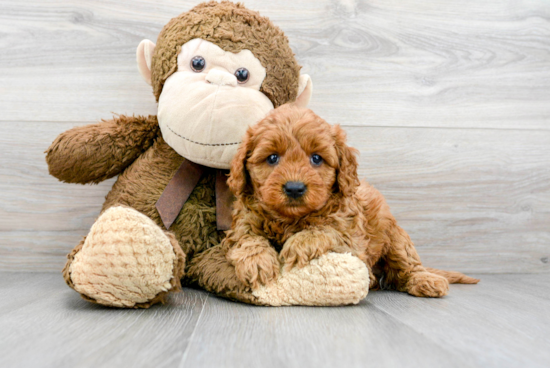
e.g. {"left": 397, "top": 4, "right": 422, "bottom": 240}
{"left": 46, "top": 115, "right": 160, "bottom": 184}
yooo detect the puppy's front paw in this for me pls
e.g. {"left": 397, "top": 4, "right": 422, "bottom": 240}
{"left": 226, "top": 240, "right": 280, "bottom": 289}
{"left": 280, "top": 229, "right": 338, "bottom": 271}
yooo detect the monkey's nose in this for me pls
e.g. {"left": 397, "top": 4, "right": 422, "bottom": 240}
{"left": 283, "top": 181, "right": 307, "bottom": 199}
{"left": 205, "top": 69, "right": 237, "bottom": 87}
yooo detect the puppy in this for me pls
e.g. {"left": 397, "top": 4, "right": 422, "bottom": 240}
{"left": 223, "top": 104, "right": 479, "bottom": 297}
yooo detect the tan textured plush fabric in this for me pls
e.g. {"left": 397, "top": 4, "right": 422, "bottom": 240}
{"left": 69, "top": 206, "right": 178, "bottom": 308}
{"left": 252, "top": 253, "right": 370, "bottom": 306}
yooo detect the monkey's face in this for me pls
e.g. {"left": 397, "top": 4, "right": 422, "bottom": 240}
{"left": 157, "top": 39, "right": 274, "bottom": 169}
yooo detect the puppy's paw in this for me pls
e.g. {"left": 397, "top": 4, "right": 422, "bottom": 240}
{"left": 226, "top": 239, "right": 280, "bottom": 289}
{"left": 406, "top": 272, "right": 449, "bottom": 298}
{"left": 280, "top": 229, "right": 339, "bottom": 271}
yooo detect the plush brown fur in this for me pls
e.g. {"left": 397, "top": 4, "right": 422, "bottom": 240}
{"left": 46, "top": 115, "right": 160, "bottom": 184}
{"left": 224, "top": 105, "right": 480, "bottom": 296}
{"left": 49, "top": 115, "right": 224, "bottom": 290}
{"left": 47, "top": 2, "right": 303, "bottom": 307}
{"left": 152, "top": 1, "right": 301, "bottom": 107}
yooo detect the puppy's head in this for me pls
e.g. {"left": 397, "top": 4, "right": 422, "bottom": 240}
{"left": 228, "top": 104, "right": 359, "bottom": 218}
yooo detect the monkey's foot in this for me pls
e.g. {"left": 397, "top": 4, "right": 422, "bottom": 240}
{"left": 66, "top": 206, "right": 185, "bottom": 308}
{"left": 252, "top": 253, "right": 369, "bottom": 306}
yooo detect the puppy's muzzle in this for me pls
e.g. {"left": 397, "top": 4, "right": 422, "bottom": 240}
{"left": 283, "top": 181, "right": 307, "bottom": 199}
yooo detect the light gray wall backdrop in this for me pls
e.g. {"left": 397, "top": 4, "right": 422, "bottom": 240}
{"left": 0, "top": 0, "right": 549, "bottom": 273}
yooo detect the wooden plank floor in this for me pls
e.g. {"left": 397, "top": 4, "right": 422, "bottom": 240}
{"left": 0, "top": 272, "right": 548, "bottom": 368}
{"left": 1, "top": 2, "right": 547, "bottom": 366}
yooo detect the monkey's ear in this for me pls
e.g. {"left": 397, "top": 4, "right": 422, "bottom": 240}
{"left": 295, "top": 74, "right": 313, "bottom": 108}
{"left": 136, "top": 39, "right": 156, "bottom": 85}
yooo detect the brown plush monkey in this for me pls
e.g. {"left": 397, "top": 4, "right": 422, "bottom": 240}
{"left": 46, "top": 1, "right": 369, "bottom": 308}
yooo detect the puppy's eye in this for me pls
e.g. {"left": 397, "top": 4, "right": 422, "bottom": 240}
{"left": 310, "top": 154, "right": 323, "bottom": 166}
{"left": 266, "top": 154, "right": 280, "bottom": 166}
{"left": 235, "top": 68, "right": 249, "bottom": 83}
{"left": 190, "top": 56, "right": 206, "bottom": 72}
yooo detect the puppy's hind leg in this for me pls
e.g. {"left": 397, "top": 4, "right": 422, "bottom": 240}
{"left": 381, "top": 225, "right": 449, "bottom": 298}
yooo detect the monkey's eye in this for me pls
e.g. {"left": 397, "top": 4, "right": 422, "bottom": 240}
{"left": 235, "top": 68, "right": 249, "bottom": 83}
{"left": 190, "top": 56, "right": 206, "bottom": 72}
{"left": 266, "top": 154, "right": 280, "bottom": 166}
{"left": 310, "top": 154, "right": 323, "bottom": 166}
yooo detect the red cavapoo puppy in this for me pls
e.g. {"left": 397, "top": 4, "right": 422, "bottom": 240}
{"left": 223, "top": 104, "right": 479, "bottom": 297}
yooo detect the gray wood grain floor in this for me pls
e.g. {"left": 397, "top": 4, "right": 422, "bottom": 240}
{"left": 1, "top": 2, "right": 548, "bottom": 366}
{"left": 1, "top": 0, "right": 549, "bottom": 274}
{"left": 0, "top": 272, "right": 548, "bottom": 368}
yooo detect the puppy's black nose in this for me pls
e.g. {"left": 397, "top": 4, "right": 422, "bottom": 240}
{"left": 283, "top": 181, "right": 307, "bottom": 199}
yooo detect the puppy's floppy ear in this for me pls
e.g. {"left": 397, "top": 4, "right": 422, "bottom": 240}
{"left": 228, "top": 128, "right": 254, "bottom": 198}
{"left": 332, "top": 125, "right": 360, "bottom": 197}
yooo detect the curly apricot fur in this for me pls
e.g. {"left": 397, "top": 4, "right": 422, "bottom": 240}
{"left": 224, "top": 104, "right": 480, "bottom": 297}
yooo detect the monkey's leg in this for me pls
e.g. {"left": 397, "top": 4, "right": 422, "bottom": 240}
{"left": 187, "top": 246, "right": 369, "bottom": 306}
{"left": 63, "top": 206, "right": 185, "bottom": 308}
{"left": 381, "top": 225, "right": 449, "bottom": 298}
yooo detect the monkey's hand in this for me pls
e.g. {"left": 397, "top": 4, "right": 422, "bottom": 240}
{"left": 226, "top": 235, "right": 280, "bottom": 289}
{"left": 279, "top": 227, "right": 350, "bottom": 271}
{"left": 46, "top": 115, "right": 159, "bottom": 184}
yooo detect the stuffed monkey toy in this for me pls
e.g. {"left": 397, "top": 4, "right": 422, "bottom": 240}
{"left": 46, "top": 1, "right": 370, "bottom": 308}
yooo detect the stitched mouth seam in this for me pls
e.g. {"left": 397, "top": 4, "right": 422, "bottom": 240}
{"left": 167, "top": 125, "right": 240, "bottom": 146}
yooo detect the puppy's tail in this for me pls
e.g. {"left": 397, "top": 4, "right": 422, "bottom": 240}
{"left": 426, "top": 267, "right": 480, "bottom": 284}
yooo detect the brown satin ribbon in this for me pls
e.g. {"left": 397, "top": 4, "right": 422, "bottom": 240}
{"left": 215, "top": 169, "right": 235, "bottom": 231}
{"left": 155, "top": 159, "right": 234, "bottom": 231}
